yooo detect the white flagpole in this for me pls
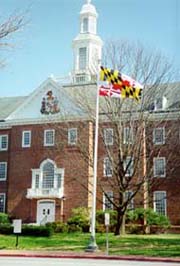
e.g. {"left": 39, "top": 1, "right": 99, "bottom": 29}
{"left": 86, "top": 64, "right": 100, "bottom": 252}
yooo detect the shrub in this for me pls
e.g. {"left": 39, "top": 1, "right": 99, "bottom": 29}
{"left": 126, "top": 208, "right": 145, "bottom": 224}
{"left": 67, "top": 207, "right": 90, "bottom": 232}
{"left": 22, "top": 225, "right": 53, "bottom": 237}
{"left": 0, "top": 213, "right": 10, "bottom": 224}
{"left": 68, "top": 224, "right": 82, "bottom": 233}
{"left": 96, "top": 210, "right": 117, "bottom": 232}
{"left": 96, "top": 210, "right": 117, "bottom": 226}
{"left": 0, "top": 223, "right": 53, "bottom": 236}
{"left": 127, "top": 208, "right": 170, "bottom": 229}
{"left": 126, "top": 224, "right": 144, "bottom": 234}
{"left": 0, "top": 224, "right": 13, "bottom": 234}
{"left": 146, "top": 209, "right": 170, "bottom": 227}
{"left": 46, "top": 221, "right": 68, "bottom": 233}
{"left": 96, "top": 224, "right": 106, "bottom": 233}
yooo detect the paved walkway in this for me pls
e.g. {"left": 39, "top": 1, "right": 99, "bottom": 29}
{"left": 0, "top": 250, "right": 180, "bottom": 263}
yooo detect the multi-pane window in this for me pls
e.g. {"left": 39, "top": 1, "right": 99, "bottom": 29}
{"left": 44, "top": 130, "right": 55, "bottom": 146}
{"left": 153, "top": 128, "right": 165, "bottom": 145}
{"left": 32, "top": 160, "right": 63, "bottom": 190}
{"left": 153, "top": 191, "right": 167, "bottom": 216}
{"left": 0, "top": 162, "right": 7, "bottom": 181}
{"left": 82, "top": 18, "right": 88, "bottom": 32}
{"left": 22, "top": 131, "right": 31, "bottom": 147}
{"left": 68, "top": 128, "right": 77, "bottom": 145}
{"left": 35, "top": 174, "right": 40, "bottom": 189}
{"left": 79, "top": 47, "right": 87, "bottom": 70}
{"left": 123, "top": 127, "right": 133, "bottom": 144}
{"left": 103, "top": 157, "right": 112, "bottom": 177}
{"left": 0, "top": 135, "right": 8, "bottom": 151}
{"left": 124, "top": 156, "right": 134, "bottom": 177}
{"left": 104, "top": 128, "right": 113, "bottom": 145}
{"left": 76, "top": 75, "right": 86, "bottom": 83}
{"left": 42, "top": 162, "right": 54, "bottom": 188}
{"left": 125, "top": 191, "right": 134, "bottom": 210}
{"left": 153, "top": 157, "right": 166, "bottom": 177}
{"left": 103, "top": 191, "right": 113, "bottom": 210}
{"left": 0, "top": 194, "right": 5, "bottom": 212}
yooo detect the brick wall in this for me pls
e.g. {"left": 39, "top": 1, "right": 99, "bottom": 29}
{"left": 6, "top": 121, "right": 91, "bottom": 223}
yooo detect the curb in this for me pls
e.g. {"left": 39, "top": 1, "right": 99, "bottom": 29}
{"left": 0, "top": 252, "right": 180, "bottom": 263}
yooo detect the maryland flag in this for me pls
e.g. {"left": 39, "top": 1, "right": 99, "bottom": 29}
{"left": 99, "top": 66, "right": 143, "bottom": 101}
{"left": 99, "top": 84, "right": 121, "bottom": 98}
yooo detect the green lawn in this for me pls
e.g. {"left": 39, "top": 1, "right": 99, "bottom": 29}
{"left": 0, "top": 233, "right": 180, "bottom": 257}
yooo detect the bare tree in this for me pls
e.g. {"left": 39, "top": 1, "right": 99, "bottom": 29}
{"left": 0, "top": 11, "right": 27, "bottom": 67}
{"left": 56, "top": 40, "right": 180, "bottom": 235}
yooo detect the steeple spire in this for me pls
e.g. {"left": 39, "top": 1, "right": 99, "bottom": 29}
{"left": 72, "top": 0, "right": 103, "bottom": 83}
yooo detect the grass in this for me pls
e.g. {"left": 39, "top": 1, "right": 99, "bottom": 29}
{"left": 0, "top": 233, "right": 180, "bottom": 257}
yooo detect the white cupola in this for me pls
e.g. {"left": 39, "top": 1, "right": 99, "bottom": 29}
{"left": 72, "top": 0, "right": 103, "bottom": 83}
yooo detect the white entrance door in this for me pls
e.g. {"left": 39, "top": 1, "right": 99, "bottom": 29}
{"left": 37, "top": 201, "right": 55, "bottom": 225}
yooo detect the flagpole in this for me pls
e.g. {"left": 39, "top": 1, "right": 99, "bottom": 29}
{"left": 143, "top": 120, "right": 150, "bottom": 234}
{"left": 86, "top": 64, "right": 100, "bottom": 252}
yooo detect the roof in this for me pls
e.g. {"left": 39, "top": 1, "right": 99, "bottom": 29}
{"left": 0, "top": 80, "right": 180, "bottom": 123}
{"left": 143, "top": 82, "right": 180, "bottom": 111}
{"left": 80, "top": 1, "right": 97, "bottom": 16}
{"left": 0, "top": 96, "right": 27, "bottom": 120}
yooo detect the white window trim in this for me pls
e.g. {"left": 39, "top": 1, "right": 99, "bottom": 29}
{"left": 31, "top": 159, "right": 64, "bottom": 190}
{"left": 104, "top": 128, "right": 113, "bottom": 146}
{"left": 153, "top": 157, "right": 166, "bottom": 177}
{"left": 0, "top": 162, "right": 7, "bottom": 181}
{"left": 103, "top": 191, "right": 113, "bottom": 211}
{"left": 125, "top": 191, "right": 134, "bottom": 210}
{"left": 0, "top": 135, "right": 8, "bottom": 151}
{"left": 124, "top": 156, "right": 134, "bottom": 177}
{"left": 153, "top": 191, "right": 167, "bottom": 216}
{"left": 0, "top": 193, "right": 6, "bottom": 212}
{"left": 103, "top": 157, "right": 112, "bottom": 177}
{"left": 154, "top": 96, "right": 167, "bottom": 111}
{"left": 153, "top": 127, "right": 165, "bottom": 145}
{"left": 44, "top": 129, "right": 55, "bottom": 146}
{"left": 82, "top": 17, "right": 88, "bottom": 33}
{"left": 123, "top": 127, "right": 133, "bottom": 144}
{"left": 79, "top": 47, "right": 87, "bottom": 70}
{"left": 22, "top": 130, "right": 31, "bottom": 148}
{"left": 68, "top": 128, "right": 77, "bottom": 145}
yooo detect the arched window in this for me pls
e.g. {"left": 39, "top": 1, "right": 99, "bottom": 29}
{"left": 27, "top": 159, "right": 64, "bottom": 199}
{"left": 42, "top": 161, "right": 54, "bottom": 188}
{"left": 31, "top": 159, "right": 64, "bottom": 190}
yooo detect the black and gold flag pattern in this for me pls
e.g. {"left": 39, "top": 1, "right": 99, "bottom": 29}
{"left": 99, "top": 66, "right": 143, "bottom": 101}
{"left": 100, "top": 66, "right": 122, "bottom": 85}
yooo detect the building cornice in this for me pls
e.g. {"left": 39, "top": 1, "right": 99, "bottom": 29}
{"left": 0, "top": 115, "right": 92, "bottom": 128}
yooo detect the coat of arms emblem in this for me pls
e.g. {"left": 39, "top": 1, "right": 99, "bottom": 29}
{"left": 40, "top": 90, "right": 60, "bottom": 114}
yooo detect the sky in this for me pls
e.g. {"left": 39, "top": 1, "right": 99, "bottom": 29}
{"left": 0, "top": 0, "right": 179, "bottom": 97}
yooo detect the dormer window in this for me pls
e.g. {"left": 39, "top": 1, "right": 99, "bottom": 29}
{"left": 83, "top": 18, "right": 88, "bottom": 33}
{"left": 154, "top": 96, "right": 167, "bottom": 111}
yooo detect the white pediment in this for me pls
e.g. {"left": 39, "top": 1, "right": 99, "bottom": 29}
{"left": 6, "top": 78, "right": 76, "bottom": 121}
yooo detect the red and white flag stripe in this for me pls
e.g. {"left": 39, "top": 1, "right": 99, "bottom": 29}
{"left": 99, "top": 84, "right": 121, "bottom": 98}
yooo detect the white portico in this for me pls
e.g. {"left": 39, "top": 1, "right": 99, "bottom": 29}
{"left": 72, "top": 0, "right": 103, "bottom": 83}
